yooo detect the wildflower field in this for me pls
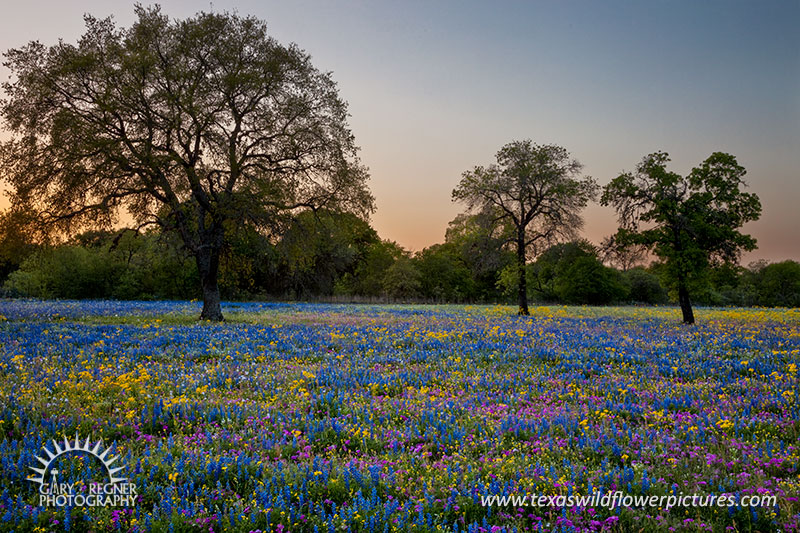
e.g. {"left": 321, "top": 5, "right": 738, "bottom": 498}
{"left": 0, "top": 300, "right": 798, "bottom": 533}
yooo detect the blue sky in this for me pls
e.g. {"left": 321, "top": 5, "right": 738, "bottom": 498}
{"left": 1, "top": 0, "right": 798, "bottom": 261}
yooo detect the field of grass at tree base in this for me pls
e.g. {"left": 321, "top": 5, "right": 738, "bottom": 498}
{"left": 0, "top": 301, "right": 797, "bottom": 532}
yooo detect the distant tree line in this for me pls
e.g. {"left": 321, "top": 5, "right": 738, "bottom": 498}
{"left": 2, "top": 208, "right": 798, "bottom": 308}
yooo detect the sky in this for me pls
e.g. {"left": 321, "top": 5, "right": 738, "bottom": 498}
{"left": 0, "top": 0, "right": 798, "bottom": 263}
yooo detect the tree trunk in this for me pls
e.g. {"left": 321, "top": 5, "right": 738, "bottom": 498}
{"left": 196, "top": 245, "right": 224, "bottom": 321}
{"left": 517, "top": 235, "right": 529, "bottom": 315}
{"left": 678, "top": 282, "right": 694, "bottom": 325}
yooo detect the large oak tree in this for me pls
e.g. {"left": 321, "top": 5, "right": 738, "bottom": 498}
{"left": 452, "top": 140, "right": 597, "bottom": 315}
{"left": 601, "top": 152, "right": 761, "bottom": 324}
{"left": 0, "top": 6, "right": 374, "bottom": 320}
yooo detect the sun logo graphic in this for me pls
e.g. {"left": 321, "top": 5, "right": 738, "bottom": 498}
{"left": 27, "top": 434, "right": 138, "bottom": 507}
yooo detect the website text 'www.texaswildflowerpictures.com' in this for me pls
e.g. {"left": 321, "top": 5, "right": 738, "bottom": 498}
{"left": 480, "top": 491, "right": 778, "bottom": 511}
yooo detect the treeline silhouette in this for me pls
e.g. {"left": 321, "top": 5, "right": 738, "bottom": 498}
{"left": 1, "top": 210, "right": 798, "bottom": 307}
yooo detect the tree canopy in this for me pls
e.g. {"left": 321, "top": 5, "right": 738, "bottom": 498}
{"left": 601, "top": 152, "right": 761, "bottom": 323}
{"left": 452, "top": 140, "right": 597, "bottom": 314}
{"left": 0, "top": 6, "right": 374, "bottom": 320}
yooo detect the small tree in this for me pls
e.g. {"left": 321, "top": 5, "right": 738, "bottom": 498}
{"left": 623, "top": 267, "right": 667, "bottom": 304}
{"left": 452, "top": 140, "right": 597, "bottom": 314}
{"left": 758, "top": 261, "right": 800, "bottom": 308}
{"left": 530, "top": 240, "right": 597, "bottom": 301}
{"left": 382, "top": 257, "right": 421, "bottom": 301}
{"left": 0, "top": 6, "right": 373, "bottom": 320}
{"left": 415, "top": 243, "right": 474, "bottom": 302}
{"left": 278, "top": 210, "right": 378, "bottom": 298}
{"left": 338, "top": 239, "right": 405, "bottom": 298}
{"left": 601, "top": 152, "right": 761, "bottom": 324}
{"left": 445, "top": 213, "right": 515, "bottom": 301}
